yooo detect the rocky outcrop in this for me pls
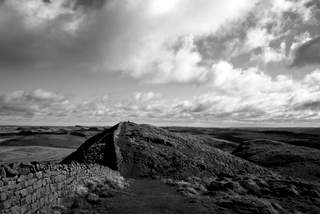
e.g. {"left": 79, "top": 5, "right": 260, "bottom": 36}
{"left": 63, "top": 122, "right": 276, "bottom": 178}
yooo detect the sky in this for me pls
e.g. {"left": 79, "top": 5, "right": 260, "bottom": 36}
{"left": 1, "top": 0, "right": 320, "bottom": 127}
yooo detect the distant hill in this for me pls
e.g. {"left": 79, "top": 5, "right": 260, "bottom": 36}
{"left": 63, "top": 122, "right": 275, "bottom": 178}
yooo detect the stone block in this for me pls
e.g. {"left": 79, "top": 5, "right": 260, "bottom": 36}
{"left": 15, "top": 182, "right": 22, "bottom": 190}
{"left": 29, "top": 179, "right": 37, "bottom": 187}
{"left": 13, "top": 193, "right": 20, "bottom": 203}
{"left": 35, "top": 172, "right": 43, "bottom": 179}
{"left": 3, "top": 199, "right": 11, "bottom": 209}
{"left": 36, "top": 180, "right": 43, "bottom": 188}
{"left": 36, "top": 189, "right": 41, "bottom": 199}
{"left": 50, "top": 184, "right": 55, "bottom": 191}
{"left": 14, "top": 195, "right": 21, "bottom": 205}
{"left": 24, "top": 181, "right": 29, "bottom": 188}
{"left": 0, "top": 192, "right": 6, "bottom": 201}
{"left": 20, "top": 188, "right": 28, "bottom": 197}
{"left": 31, "top": 193, "right": 36, "bottom": 203}
{"left": 57, "top": 183, "right": 62, "bottom": 190}
{"left": 27, "top": 186, "right": 33, "bottom": 194}
{"left": 27, "top": 173, "right": 34, "bottom": 179}
{"left": 10, "top": 205, "right": 19, "bottom": 214}
{"left": 0, "top": 167, "right": 6, "bottom": 178}
{"left": 7, "top": 191, "right": 13, "bottom": 198}
{"left": 20, "top": 205, "right": 27, "bottom": 213}
{"left": 25, "top": 195, "right": 32, "bottom": 204}
{"left": 31, "top": 202, "right": 37, "bottom": 210}
{"left": 20, "top": 197, "right": 27, "bottom": 206}
{"left": 40, "top": 198, "right": 44, "bottom": 208}
{"left": 0, "top": 201, "right": 4, "bottom": 210}
{"left": 5, "top": 180, "right": 16, "bottom": 190}
{"left": 17, "top": 175, "right": 26, "bottom": 183}
{"left": 39, "top": 209, "right": 48, "bottom": 214}
{"left": 3, "top": 165, "right": 18, "bottom": 177}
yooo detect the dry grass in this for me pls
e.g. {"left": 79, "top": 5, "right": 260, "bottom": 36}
{"left": 59, "top": 169, "right": 129, "bottom": 213}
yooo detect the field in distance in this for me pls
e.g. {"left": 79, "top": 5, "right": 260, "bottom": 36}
{"left": 0, "top": 126, "right": 105, "bottom": 163}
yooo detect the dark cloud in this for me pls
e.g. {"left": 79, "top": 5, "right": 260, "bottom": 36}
{"left": 0, "top": 0, "right": 263, "bottom": 82}
{"left": 72, "top": 0, "right": 106, "bottom": 9}
{"left": 0, "top": 0, "right": 107, "bottom": 72}
{"left": 293, "top": 100, "right": 320, "bottom": 111}
{"left": 292, "top": 36, "right": 320, "bottom": 66}
{"left": 306, "top": 0, "right": 320, "bottom": 10}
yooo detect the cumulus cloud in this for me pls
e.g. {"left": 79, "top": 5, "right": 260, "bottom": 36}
{"left": 134, "top": 92, "right": 162, "bottom": 102}
{"left": 75, "top": 67, "right": 320, "bottom": 123}
{"left": 244, "top": 28, "right": 275, "bottom": 50}
{"left": 0, "top": 89, "right": 72, "bottom": 118}
{"left": 88, "top": 0, "right": 260, "bottom": 83}
{"left": 2, "top": 70, "right": 320, "bottom": 125}
{"left": 271, "top": 0, "right": 314, "bottom": 22}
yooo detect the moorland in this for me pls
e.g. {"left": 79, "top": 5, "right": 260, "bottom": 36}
{"left": 1, "top": 123, "right": 320, "bottom": 213}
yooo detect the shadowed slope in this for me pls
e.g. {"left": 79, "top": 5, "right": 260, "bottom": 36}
{"left": 62, "top": 124, "right": 121, "bottom": 170}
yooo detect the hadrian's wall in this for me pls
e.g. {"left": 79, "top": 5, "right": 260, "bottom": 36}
{"left": 0, "top": 161, "right": 115, "bottom": 214}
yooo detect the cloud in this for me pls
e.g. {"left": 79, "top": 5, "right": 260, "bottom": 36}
{"left": 93, "top": 0, "right": 260, "bottom": 83}
{"left": 87, "top": 66, "right": 320, "bottom": 123}
{"left": 0, "top": 0, "right": 107, "bottom": 71}
{"left": 0, "top": 0, "right": 318, "bottom": 83}
{"left": 292, "top": 36, "right": 320, "bottom": 66}
{"left": 0, "top": 0, "right": 258, "bottom": 77}
{"left": 0, "top": 0, "right": 319, "bottom": 80}
{"left": 0, "top": 89, "right": 72, "bottom": 118}
{"left": 293, "top": 101, "right": 320, "bottom": 111}
{"left": 244, "top": 28, "right": 275, "bottom": 50}
{"left": 2, "top": 69, "right": 320, "bottom": 125}
{"left": 271, "top": 0, "right": 314, "bottom": 23}
{"left": 134, "top": 92, "right": 162, "bottom": 102}
{"left": 196, "top": 0, "right": 318, "bottom": 68}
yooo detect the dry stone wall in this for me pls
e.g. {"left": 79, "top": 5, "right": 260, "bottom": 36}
{"left": 0, "top": 161, "right": 113, "bottom": 214}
